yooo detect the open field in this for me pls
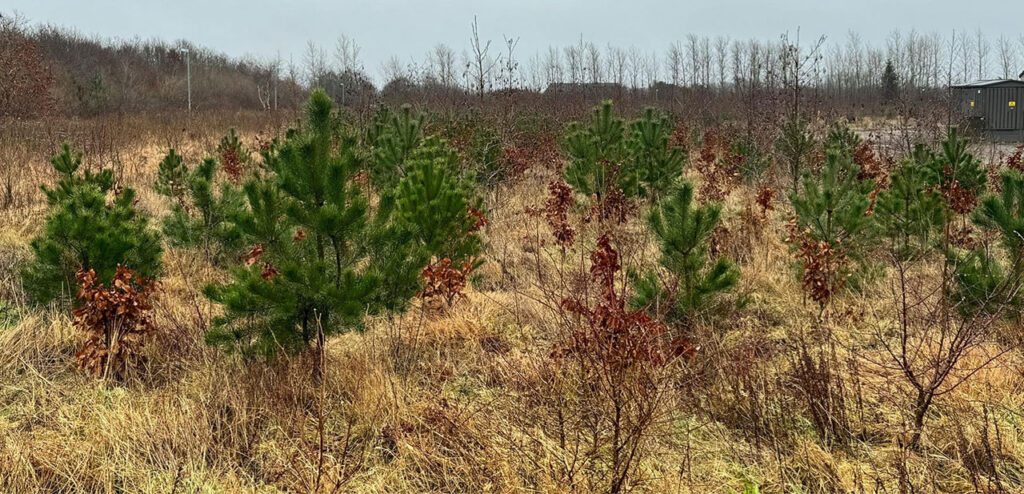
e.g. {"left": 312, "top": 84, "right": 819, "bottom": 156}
{"left": 1, "top": 101, "right": 1024, "bottom": 494}
{"left": 4, "top": 8, "right": 1024, "bottom": 493}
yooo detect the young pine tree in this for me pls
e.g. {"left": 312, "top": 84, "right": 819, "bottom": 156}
{"left": 154, "top": 148, "right": 189, "bottom": 199}
{"left": 788, "top": 147, "right": 877, "bottom": 302}
{"left": 23, "top": 145, "right": 162, "bottom": 304}
{"left": 791, "top": 149, "right": 877, "bottom": 251}
{"left": 626, "top": 107, "right": 686, "bottom": 201}
{"left": 776, "top": 116, "right": 815, "bottom": 195}
{"left": 952, "top": 169, "right": 1024, "bottom": 316}
{"left": 562, "top": 100, "right": 636, "bottom": 200}
{"left": 875, "top": 146, "right": 945, "bottom": 260}
{"left": 154, "top": 151, "right": 246, "bottom": 262}
{"left": 925, "top": 127, "right": 987, "bottom": 215}
{"left": 632, "top": 180, "right": 738, "bottom": 325}
{"left": 393, "top": 137, "right": 484, "bottom": 267}
{"left": 366, "top": 104, "right": 426, "bottom": 191}
{"left": 204, "top": 90, "right": 423, "bottom": 359}
{"left": 823, "top": 122, "right": 862, "bottom": 160}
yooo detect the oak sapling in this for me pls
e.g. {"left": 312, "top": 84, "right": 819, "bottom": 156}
{"left": 73, "top": 266, "right": 157, "bottom": 380}
{"left": 554, "top": 234, "right": 695, "bottom": 494}
{"left": 217, "top": 128, "right": 248, "bottom": 184}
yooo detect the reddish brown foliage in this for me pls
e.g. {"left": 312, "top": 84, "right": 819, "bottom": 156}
{"left": 543, "top": 180, "right": 576, "bottom": 249}
{"left": 255, "top": 131, "right": 274, "bottom": 153}
{"left": 939, "top": 170, "right": 978, "bottom": 215}
{"left": 695, "top": 128, "right": 739, "bottom": 202}
{"left": 220, "top": 145, "right": 243, "bottom": 185}
{"left": 73, "top": 266, "right": 157, "bottom": 380}
{"left": 261, "top": 263, "right": 279, "bottom": 281}
{"left": 669, "top": 125, "right": 690, "bottom": 149}
{"left": 555, "top": 235, "right": 694, "bottom": 368}
{"left": 467, "top": 206, "right": 489, "bottom": 236}
{"left": 0, "top": 16, "right": 54, "bottom": 118}
{"left": 587, "top": 188, "right": 634, "bottom": 226}
{"left": 242, "top": 244, "right": 264, "bottom": 266}
{"left": 1008, "top": 145, "right": 1024, "bottom": 172}
{"left": 502, "top": 135, "right": 560, "bottom": 176}
{"left": 786, "top": 218, "right": 849, "bottom": 310}
{"left": 755, "top": 186, "right": 775, "bottom": 217}
{"left": 854, "top": 141, "right": 885, "bottom": 183}
{"left": 420, "top": 257, "right": 475, "bottom": 307}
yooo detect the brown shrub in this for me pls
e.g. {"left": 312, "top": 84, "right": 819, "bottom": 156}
{"left": 73, "top": 266, "right": 157, "bottom": 380}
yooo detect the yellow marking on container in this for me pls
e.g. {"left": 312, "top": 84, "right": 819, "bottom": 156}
{"left": 970, "top": 101, "right": 975, "bottom": 107}
{"left": 1011, "top": 101, "right": 1017, "bottom": 108}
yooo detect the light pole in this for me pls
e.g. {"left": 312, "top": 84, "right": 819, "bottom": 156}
{"left": 182, "top": 48, "right": 191, "bottom": 113}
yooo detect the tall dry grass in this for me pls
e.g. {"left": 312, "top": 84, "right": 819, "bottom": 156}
{"left": 0, "top": 114, "right": 1023, "bottom": 493}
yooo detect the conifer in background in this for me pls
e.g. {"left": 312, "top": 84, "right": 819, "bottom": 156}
{"left": 875, "top": 146, "right": 945, "bottom": 260}
{"left": 154, "top": 151, "right": 245, "bottom": 262}
{"left": 632, "top": 180, "right": 738, "bottom": 325}
{"left": 366, "top": 104, "right": 426, "bottom": 190}
{"left": 394, "top": 136, "right": 484, "bottom": 267}
{"left": 204, "top": 90, "right": 423, "bottom": 358}
{"left": 882, "top": 59, "right": 900, "bottom": 104}
{"left": 562, "top": 100, "right": 636, "bottom": 200}
{"left": 23, "top": 144, "right": 162, "bottom": 304}
{"left": 626, "top": 107, "right": 686, "bottom": 201}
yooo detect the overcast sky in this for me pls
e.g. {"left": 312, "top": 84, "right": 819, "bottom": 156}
{"left": 5, "top": 0, "right": 1021, "bottom": 82}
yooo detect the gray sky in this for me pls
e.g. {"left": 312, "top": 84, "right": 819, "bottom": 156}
{"left": 5, "top": 0, "right": 1020, "bottom": 83}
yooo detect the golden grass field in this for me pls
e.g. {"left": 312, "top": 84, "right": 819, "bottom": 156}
{"left": 2, "top": 112, "right": 1024, "bottom": 493}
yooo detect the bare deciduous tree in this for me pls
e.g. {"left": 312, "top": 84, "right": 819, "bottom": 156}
{"left": 334, "top": 35, "right": 361, "bottom": 74}
{"left": 997, "top": 35, "right": 1016, "bottom": 78}
{"left": 544, "top": 46, "right": 564, "bottom": 86}
{"left": 429, "top": 43, "right": 457, "bottom": 87}
{"left": 666, "top": 41, "right": 684, "bottom": 86}
{"left": 468, "top": 16, "right": 499, "bottom": 97}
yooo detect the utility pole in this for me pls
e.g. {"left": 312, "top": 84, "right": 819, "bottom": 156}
{"left": 182, "top": 48, "right": 191, "bottom": 112}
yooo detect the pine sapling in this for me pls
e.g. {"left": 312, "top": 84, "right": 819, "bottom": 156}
{"left": 23, "top": 144, "right": 162, "bottom": 304}
{"left": 787, "top": 146, "right": 877, "bottom": 309}
{"left": 156, "top": 153, "right": 246, "bottom": 263}
{"left": 626, "top": 107, "right": 686, "bottom": 201}
{"left": 204, "top": 90, "right": 426, "bottom": 364}
{"left": 632, "top": 180, "right": 738, "bottom": 325}
{"left": 562, "top": 100, "right": 635, "bottom": 201}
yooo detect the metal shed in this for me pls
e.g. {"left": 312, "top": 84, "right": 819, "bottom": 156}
{"left": 952, "top": 77, "right": 1024, "bottom": 142}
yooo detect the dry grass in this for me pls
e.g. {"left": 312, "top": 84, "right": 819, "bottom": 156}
{"left": 1, "top": 115, "right": 1024, "bottom": 493}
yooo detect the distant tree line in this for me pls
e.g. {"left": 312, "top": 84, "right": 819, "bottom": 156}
{"left": 3, "top": 11, "right": 1023, "bottom": 119}
{"left": 0, "top": 12, "right": 305, "bottom": 117}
